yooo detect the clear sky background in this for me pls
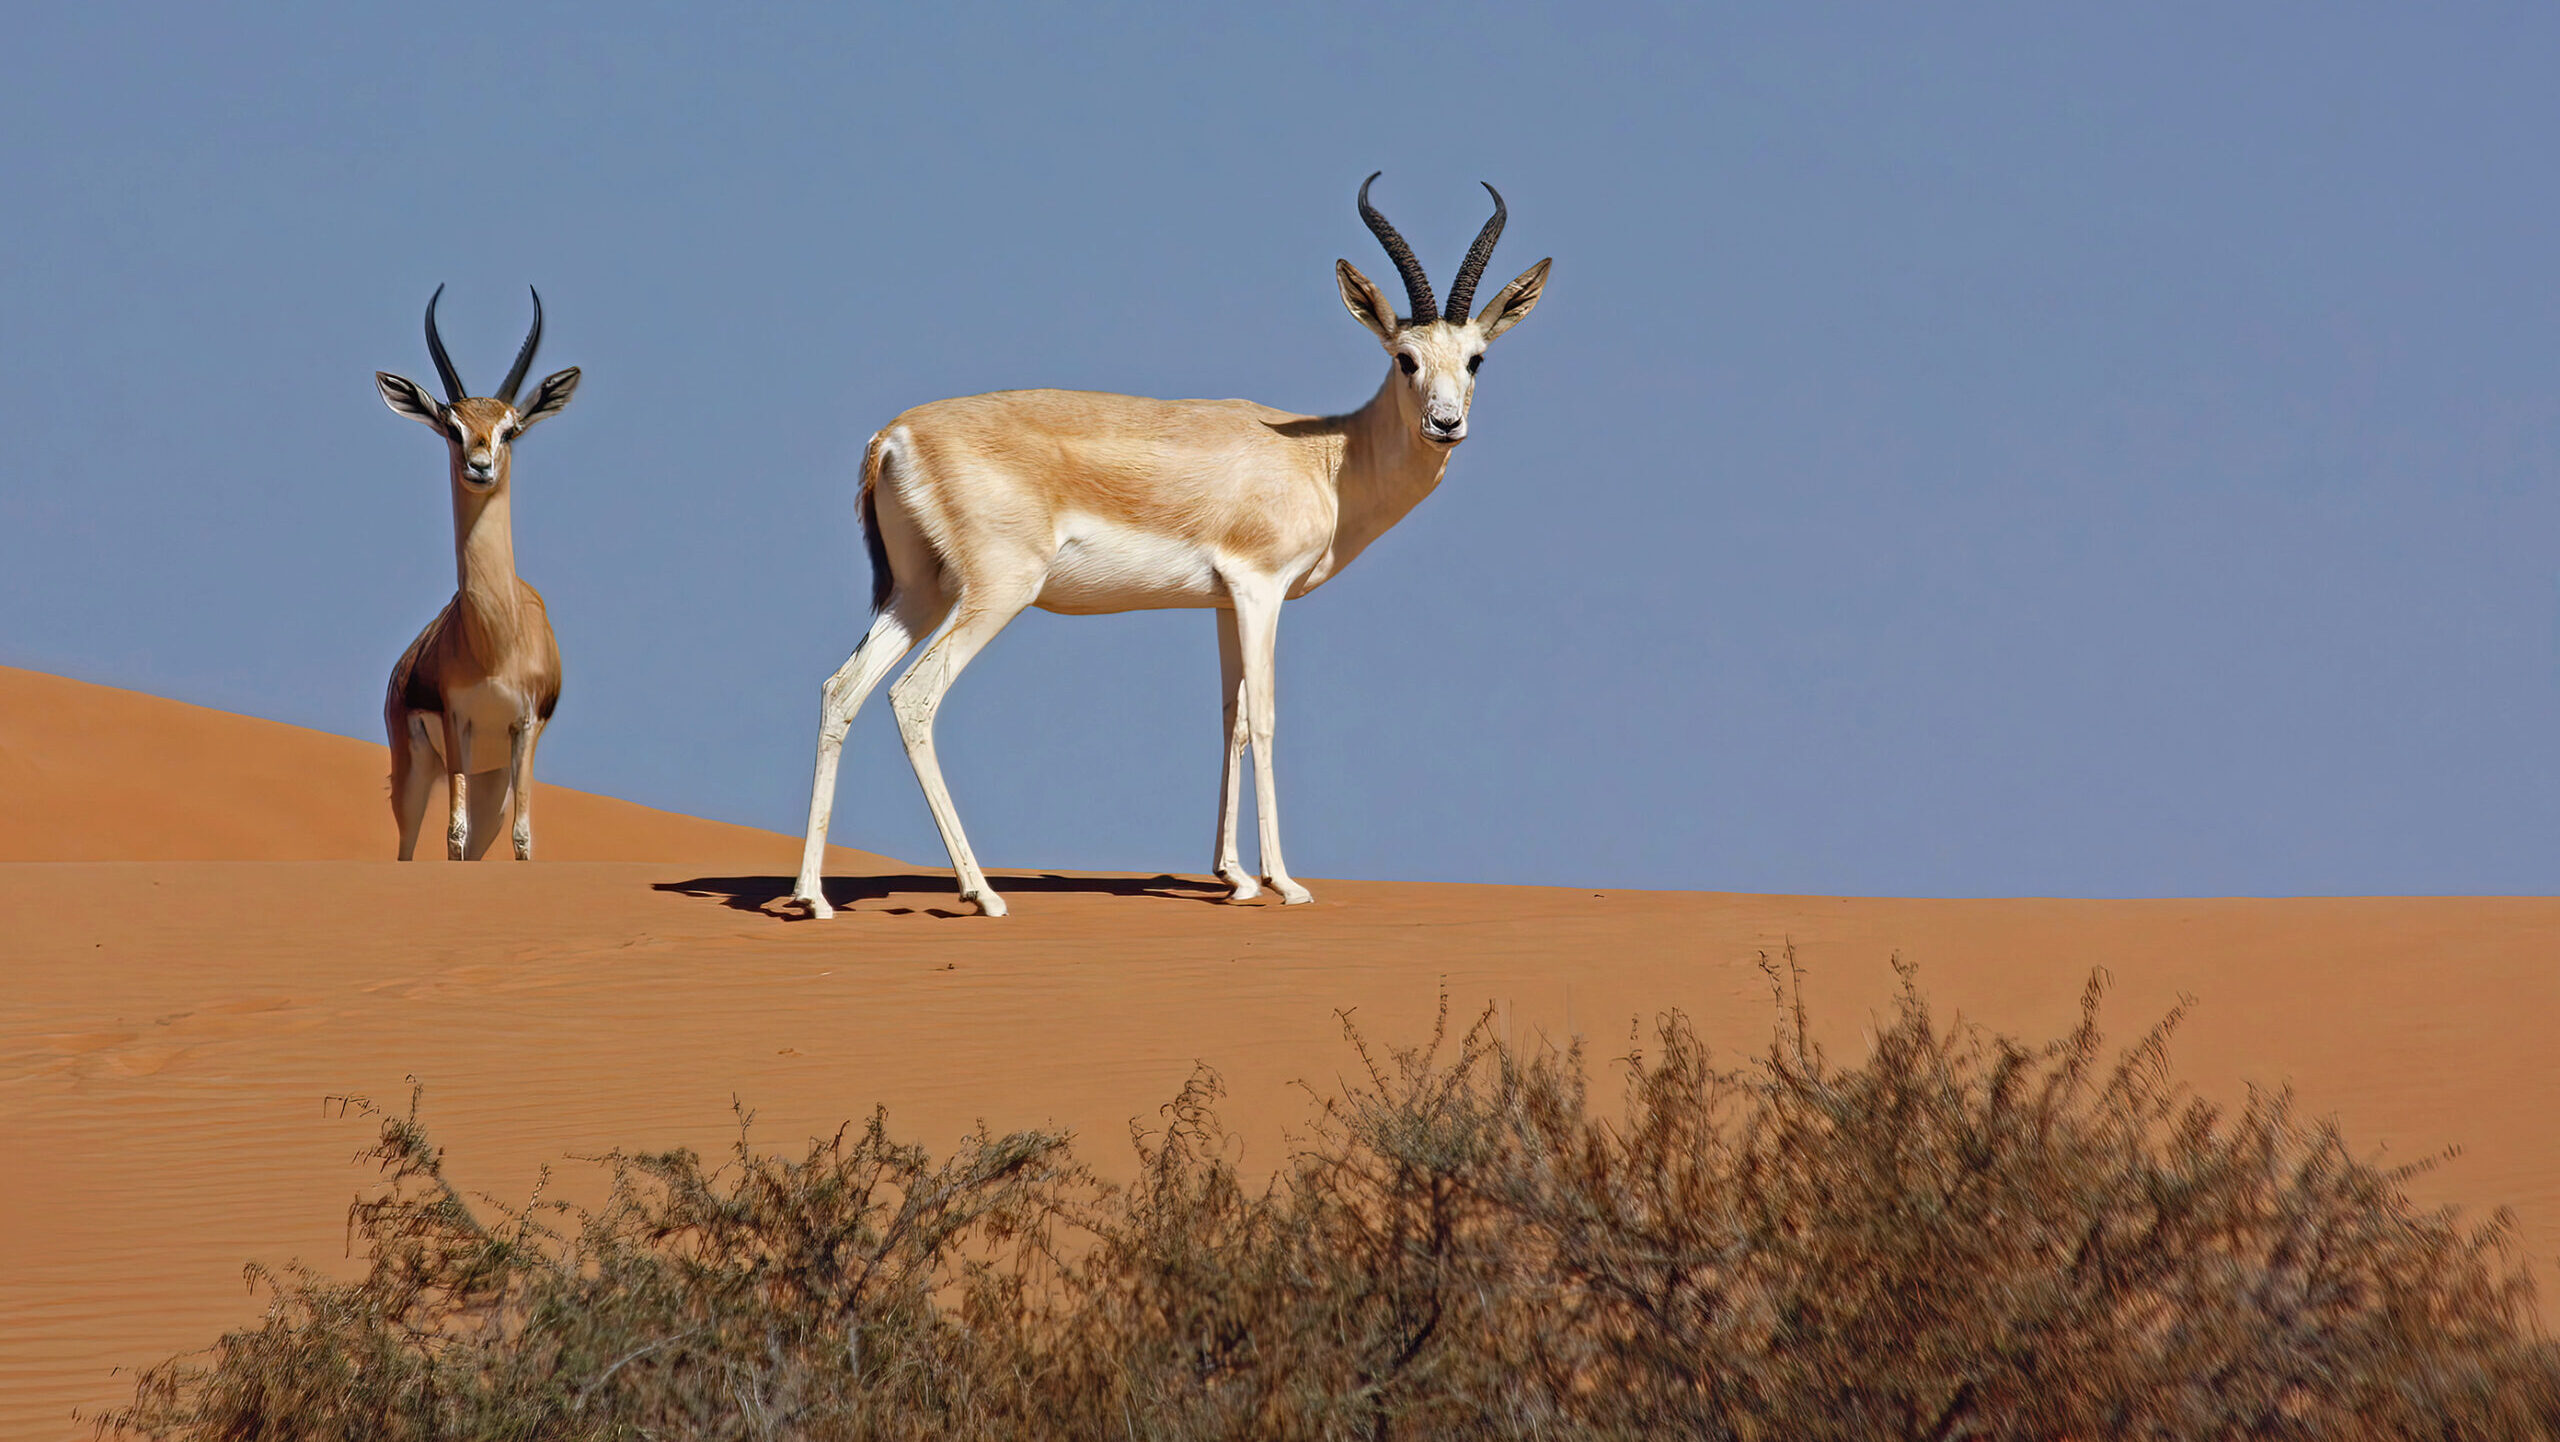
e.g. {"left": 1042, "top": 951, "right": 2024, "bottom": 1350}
{"left": 3, "top": 6, "right": 2554, "bottom": 896}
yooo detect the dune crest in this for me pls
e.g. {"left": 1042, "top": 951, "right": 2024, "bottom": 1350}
{"left": 0, "top": 665, "right": 891, "bottom": 868}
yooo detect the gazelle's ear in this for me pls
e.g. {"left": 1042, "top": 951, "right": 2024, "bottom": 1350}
{"left": 1336, "top": 260, "right": 1399, "bottom": 343}
{"left": 517, "top": 367, "right": 581, "bottom": 430}
{"left": 376, "top": 372, "right": 448, "bottom": 430}
{"left": 1477, "top": 258, "right": 1550, "bottom": 342}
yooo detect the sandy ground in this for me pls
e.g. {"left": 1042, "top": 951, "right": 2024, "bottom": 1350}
{"left": 2, "top": 667, "right": 2555, "bottom": 1437}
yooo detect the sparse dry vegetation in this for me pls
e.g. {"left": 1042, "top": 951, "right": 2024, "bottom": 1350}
{"left": 103, "top": 960, "right": 2560, "bottom": 1440}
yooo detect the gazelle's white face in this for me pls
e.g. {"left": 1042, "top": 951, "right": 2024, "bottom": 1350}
{"left": 1336, "top": 255, "right": 1550, "bottom": 451}
{"left": 1387, "top": 322, "right": 1488, "bottom": 446}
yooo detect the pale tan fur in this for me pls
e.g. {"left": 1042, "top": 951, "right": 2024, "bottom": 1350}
{"left": 378, "top": 375, "right": 580, "bottom": 860}
{"left": 791, "top": 239, "right": 1549, "bottom": 920}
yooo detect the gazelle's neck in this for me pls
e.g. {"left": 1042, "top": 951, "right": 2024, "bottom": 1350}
{"left": 1323, "top": 366, "right": 1452, "bottom": 578}
{"left": 450, "top": 481, "right": 525, "bottom": 651}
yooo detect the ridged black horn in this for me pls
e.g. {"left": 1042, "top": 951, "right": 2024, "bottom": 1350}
{"left": 423, "top": 285, "right": 466, "bottom": 402}
{"left": 1358, "top": 172, "right": 1437, "bottom": 325}
{"left": 498, "top": 287, "right": 544, "bottom": 406}
{"left": 1444, "top": 182, "right": 1507, "bottom": 324}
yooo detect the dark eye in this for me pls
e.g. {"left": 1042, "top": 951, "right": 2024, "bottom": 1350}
{"left": 1397, "top": 353, "right": 1419, "bottom": 375}
{"left": 1466, "top": 354, "right": 1483, "bottom": 374}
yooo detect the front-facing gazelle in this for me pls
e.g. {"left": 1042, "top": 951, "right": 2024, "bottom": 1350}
{"left": 377, "top": 287, "right": 581, "bottom": 861}
{"left": 791, "top": 175, "right": 1548, "bottom": 919}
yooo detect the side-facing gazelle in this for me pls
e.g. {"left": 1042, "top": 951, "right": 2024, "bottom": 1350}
{"left": 376, "top": 286, "right": 581, "bottom": 860}
{"left": 792, "top": 175, "right": 1548, "bottom": 919}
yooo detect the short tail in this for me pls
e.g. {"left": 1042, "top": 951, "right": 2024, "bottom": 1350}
{"left": 858, "top": 432, "right": 893, "bottom": 614}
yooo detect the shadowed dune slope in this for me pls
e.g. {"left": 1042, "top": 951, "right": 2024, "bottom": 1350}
{"left": 0, "top": 665, "right": 891, "bottom": 868}
{"left": 0, "top": 665, "right": 2555, "bottom": 1437}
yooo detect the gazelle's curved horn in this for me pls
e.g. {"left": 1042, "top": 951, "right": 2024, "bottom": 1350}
{"left": 498, "top": 287, "right": 544, "bottom": 407}
{"left": 1358, "top": 172, "right": 1437, "bottom": 325}
{"left": 423, "top": 285, "right": 466, "bottom": 402}
{"left": 1444, "top": 182, "right": 1507, "bottom": 324}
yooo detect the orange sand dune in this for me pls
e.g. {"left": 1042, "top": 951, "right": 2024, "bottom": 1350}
{"left": 0, "top": 667, "right": 2554, "bottom": 1438}
{"left": 0, "top": 665, "right": 893, "bottom": 868}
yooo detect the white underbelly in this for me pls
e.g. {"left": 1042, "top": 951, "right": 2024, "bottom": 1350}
{"left": 418, "top": 684, "right": 535, "bottom": 774}
{"left": 1035, "top": 518, "right": 1224, "bottom": 613}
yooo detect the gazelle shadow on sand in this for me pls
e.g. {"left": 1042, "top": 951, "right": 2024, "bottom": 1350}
{"left": 655, "top": 872, "right": 1233, "bottom": 919}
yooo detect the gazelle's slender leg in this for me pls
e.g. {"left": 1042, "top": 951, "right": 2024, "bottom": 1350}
{"left": 462, "top": 767, "right": 509, "bottom": 860}
{"left": 442, "top": 714, "right": 473, "bottom": 861}
{"left": 889, "top": 585, "right": 1034, "bottom": 917}
{"left": 391, "top": 715, "right": 436, "bottom": 861}
{"left": 1229, "top": 583, "right": 1312, "bottom": 904}
{"left": 1211, "top": 607, "right": 1259, "bottom": 901}
{"left": 507, "top": 718, "right": 540, "bottom": 861}
{"left": 792, "top": 588, "right": 950, "bottom": 918}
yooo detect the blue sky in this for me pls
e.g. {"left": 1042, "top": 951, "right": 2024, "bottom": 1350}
{"left": 3, "top": 5, "right": 2555, "bottom": 896}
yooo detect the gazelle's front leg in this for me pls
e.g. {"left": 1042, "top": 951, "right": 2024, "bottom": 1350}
{"left": 507, "top": 717, "right": 540, "bottom": 861}
{"left": 1211, "top": 607, "right": 1259, "bottom": 901}
{"left": 440, "top": 713, "right": 473, "bottom": 861}
{"left": 1228, "top": 583, "right": 1311, "bottom": 905}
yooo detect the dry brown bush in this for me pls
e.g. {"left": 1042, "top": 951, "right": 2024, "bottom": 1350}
{"left": 103, "top": 960, "right": 2560, "bottom": 1440}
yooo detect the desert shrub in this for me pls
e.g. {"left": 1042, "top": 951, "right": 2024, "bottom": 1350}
{"left": 1051, "top": 1009, "right": 1532, "bottom": 1440}
{"left": 104, "top": 962, "right": 2560, "bottom": 1441}
{"left": 109, "top": 1098, "right": 1080, "bottom": 1440}
{"left": 1478, "top": 960, "right": 2560, "bottom": 1440}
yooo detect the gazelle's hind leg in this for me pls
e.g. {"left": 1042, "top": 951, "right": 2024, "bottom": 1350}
{"left": 889, "top": 580, "right": 1037, "bottom": 917}
{"left": 390, "top": 712, "right": 438, "bottom": 861}
{"left": 1211, "top": 607, "right": 1260, "bottom": 901}
{"left": 792, "top": 585, "right": 951, "bottom": 918}
{"left": 462, "top": 767, "right": 510, "bottom": 860}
